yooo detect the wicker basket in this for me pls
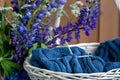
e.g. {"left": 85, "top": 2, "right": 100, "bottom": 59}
{"left": 24, "top": 43, "right": 120, "bottom": 80}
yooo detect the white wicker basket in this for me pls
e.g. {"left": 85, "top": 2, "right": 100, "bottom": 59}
{"left": 24, "top": 43, "right": 120, "bottom": 80}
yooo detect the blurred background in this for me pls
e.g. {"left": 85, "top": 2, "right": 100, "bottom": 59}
{"left": 0, "top": 0, "right": 119, "bottom": 44}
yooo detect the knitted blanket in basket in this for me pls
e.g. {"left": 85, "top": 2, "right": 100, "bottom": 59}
{"left": 30, "top": 47, "right": 105, "bottom": 73}
{"left": 95, "top": 38, "right": 120, "bottom": 72}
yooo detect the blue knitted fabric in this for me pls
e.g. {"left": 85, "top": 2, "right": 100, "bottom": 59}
{"left": 95, "top": 38, "right": 120, "bottom": 72}
{"left": 30, "top": 47, "right": 105, "bottom": 73}
{"left": 95, "top": 38, "right": 120, "bottom": 62}
{"left": 104, "top": 62, "right": 120, "bottom": 72}
{"left": 78, "top": 56, "right": 105, "bottom": 73}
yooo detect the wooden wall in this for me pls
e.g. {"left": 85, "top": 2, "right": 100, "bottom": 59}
{"left": 99, "top": 0, "right": 120, "bottom": 42}
{"left": 0, "top": 0, "right": 3, "bottom": 6}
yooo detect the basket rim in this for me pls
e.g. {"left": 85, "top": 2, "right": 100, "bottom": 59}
{"left": 24, "top": 54, "right": 120, "bottom": 75}
{"left": 24, "top": 56, "right": 107, "bottom": 76}
{"left": 23, "top": 42, "right": 120, "bottom": 79}
{"left": 24, "top": 42, "right": 101, "bottom": 75}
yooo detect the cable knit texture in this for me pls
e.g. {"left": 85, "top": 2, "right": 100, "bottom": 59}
{"left": 95, "top": 38, "right": 120, "bottom": 72}
{"left": 30, "top": 38, "right": 120, "bottom": 73}
{"left": 30, "top": 47, "right": 105, "bottom": 73}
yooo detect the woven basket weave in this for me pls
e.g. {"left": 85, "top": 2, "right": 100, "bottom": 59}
{"left": 24, "top": 43, "right": 120, "bottom": 80}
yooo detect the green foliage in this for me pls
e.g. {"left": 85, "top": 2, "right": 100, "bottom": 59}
{"left": 0, "top": 55, "right": 22, "bottom": 76}
{"left": 28, "top": 43, "right": 38, "bottom": 56}
{"left": 0, "top": 4, "right": 21, "bottom": 77}
{"left": 28, "top": 43, "right": 47, "bottom": 56}
{"left": 41, "top": 43, "right": 47, "bottom": 48}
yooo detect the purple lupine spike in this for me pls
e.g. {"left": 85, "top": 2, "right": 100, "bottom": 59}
{"left": 11, "top": 0, "right": 18, "bottom": 4}
{"left": 66, "top": 32, "right": 73, "bottom": 42}
{"left": 28, "top": 3, "right": 37, "bottom": 10}
{"left": 10, "top": 0, "right": 100, "bottom": 65}
{"left": 58, "top": 0, "right": 67, "bottom": 5}
{"left": 27, "top": 41, "right": 33, "bottom": 48}
{"left": 60, "top": 36, "right": 65, "bottom": 45}
{"left": 85, "top": 30, "right": 91, "bottom": 36}
{"left": 36, "top": 0, "right": 42, "bottom": 6}
{"left": 25, "top": 11, "right": 32, "bottom": 18}
{"left": 50, "top": 1, "right": 59, "bottom": 8}
{"left": 47, "top": 5, "right": 52, "bottom": 12}
{"left": 17, "top": 23, "right": 27, "bottom": 35}
{"left": 33, "top": 23, "right": 40, "bottom": 29}
{"left": 75, "top": 30, "right": 80, "bottom": 39}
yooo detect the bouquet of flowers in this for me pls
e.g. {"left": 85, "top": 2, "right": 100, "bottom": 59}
{"left": 0, "top": 0, "right": 100, "bottom": 79}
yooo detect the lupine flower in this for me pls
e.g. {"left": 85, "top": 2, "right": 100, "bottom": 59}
{"left": 60, "top": 36, "right": 65, "bottom": 45}
{"left": 50, "top": 1, "right": 59, "bottom": 8}
{"left": 75, "top": 30, "right": 81, "bottom": 39}
{"left": 11, "top": 0, "right": 17, "bottom": 4}
{"left": 28, "top": 3, "right": 37, "bottom": 10}
{"left": 58, "top": 0, "right": 67, "bottom": 5}
{"left": 17, "top": 23, "right": 27, "bottom": 35}
{"left": 9, "top": 0, "right": 100, "bottom": 79}
{"left": 36, "top": 0, "right": 42, "bottom": 6}
{"left": 11, "top": 0, "right": 100, "bottom": 64}
{"left": 66, "top": 32, "right": 73, "bottom": 42}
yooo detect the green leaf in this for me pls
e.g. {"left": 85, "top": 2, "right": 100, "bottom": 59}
{"left": 2, "top": 60, "right": 13, "bottom": 76}
{"left": 0, "top": 47, "right": 4, "bottom": 55}
{"left": 1, "top": 61, "right": 9, "bottom": 76}
{"left": 28, "top": 43, "right": 38, "bottom": 56}
{"left": 45, "top": 0, "right": 50, "bottom": 3}
{"left": 0, "top": 54, "right": 2, "bottom": 57}
{"left": 41, "top": 43, "right": 47, "bottom": 48}
{"left": 4, "top": 3, "right": 8, "bottom": 18}
{"left": 2, "top": 50, "right": 12, "bottom": 58}
{"left": 1, "top": 11, "right": 5, "bottom": 32}
{"left": 0, "top": 57, "right": 3, "bottom": 61}
{"left": 0, "top": 39, "right": 3, "bottom": 45}
{"left": 3, "top": 59, "right": 22, "bottom": 70}
{"left": 1, "top": 58, "right": 21, "bottom": 76}
{"left": 0, "top": 64, "right": 4, "bottom": 76}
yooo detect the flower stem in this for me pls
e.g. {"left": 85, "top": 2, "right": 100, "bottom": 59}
{"left": 46, "top": 27, "right": 84, "bottom": 44}
{"left": 54, "top": 5, "right": 64, "bottom": 28}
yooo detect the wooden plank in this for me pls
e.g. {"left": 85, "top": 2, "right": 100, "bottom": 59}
{"left": 99, "top": 0, "right": 120, "bottom": 42}
{"left": 0, "top": 0, "right": 4, "bottom": 6}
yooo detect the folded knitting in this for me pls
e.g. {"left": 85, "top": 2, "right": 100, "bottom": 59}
{"left": 30, "top": 47, "right": 105, "bottom": 73}
{"left": 78, "top": 56, "right": 105, "bottom": 73}
{"left": 95, "top": 38, "right": 120, "bottom": 62}
{"left": 104, "top": 62, "right": 120, "bottom": 72}
{"left": 30, "top": 47, "right": 84, "bottom": 73}
{"left": 95, "top": 38, "right": 120, "bottom": 72}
